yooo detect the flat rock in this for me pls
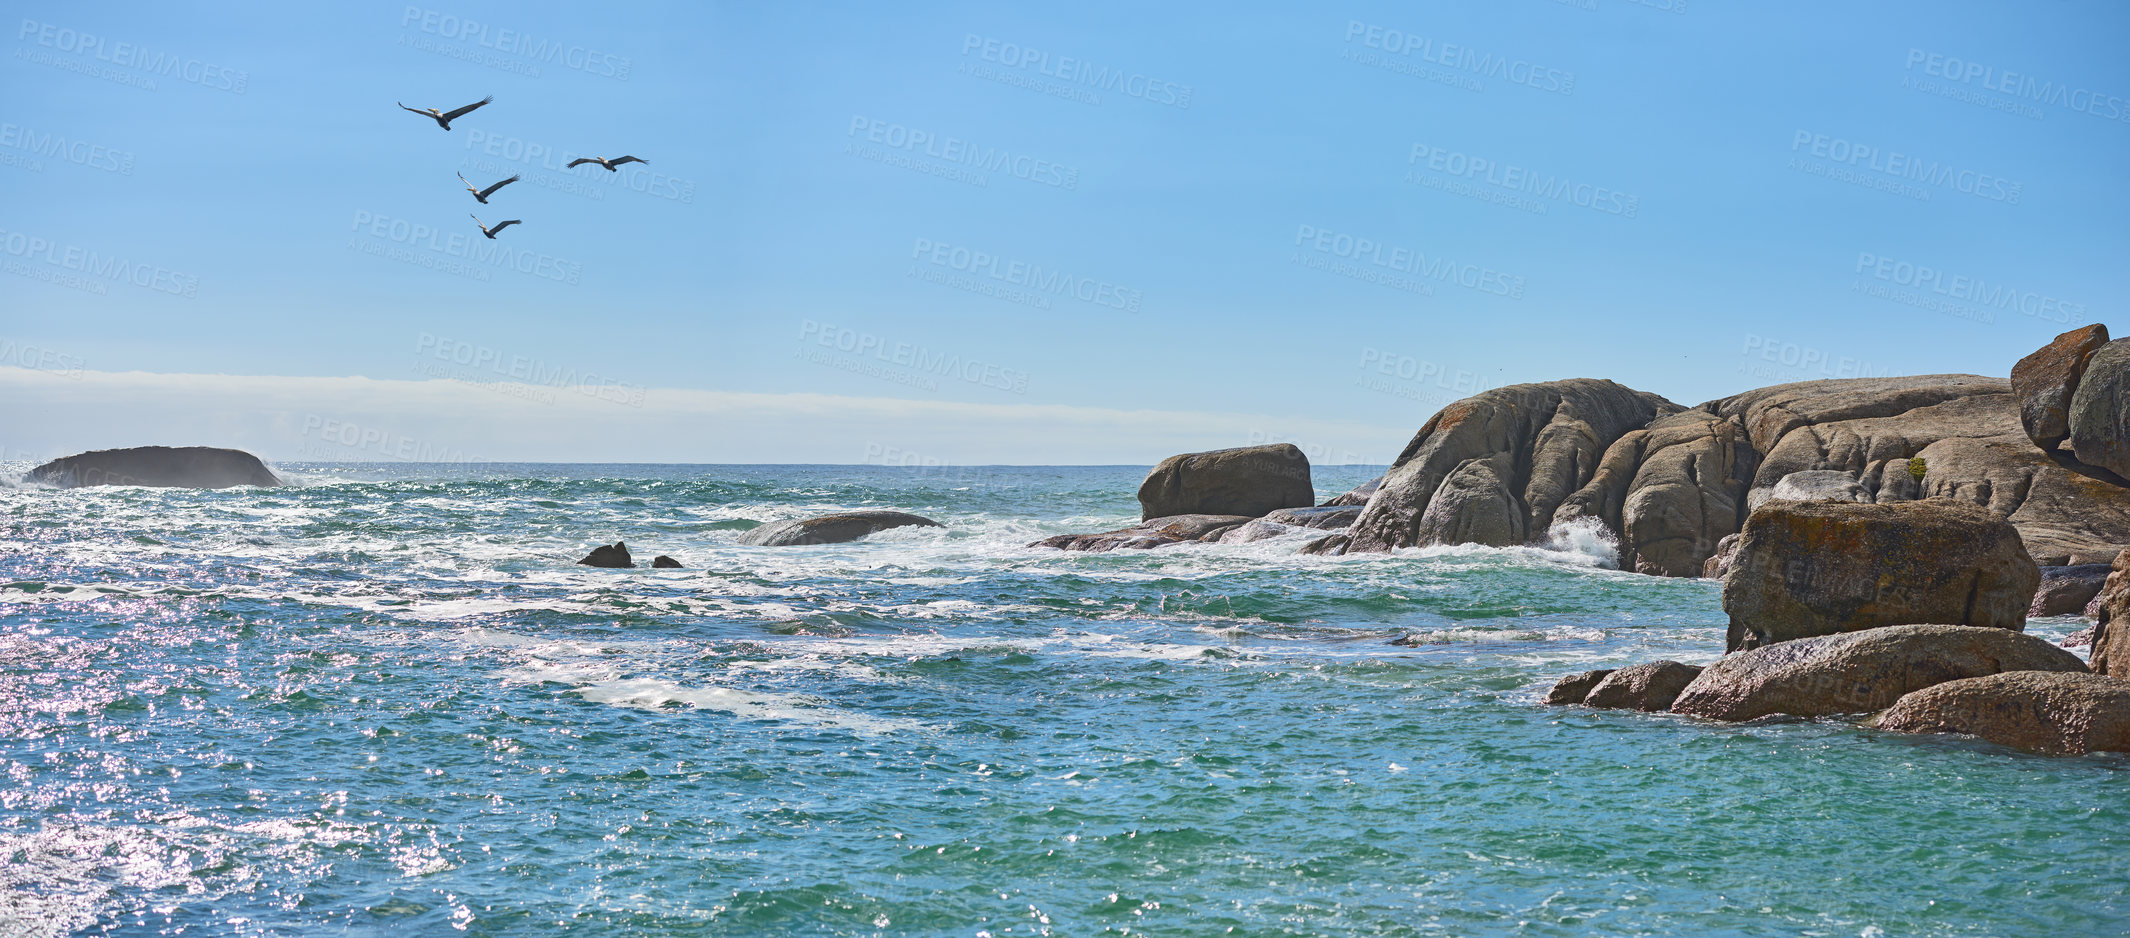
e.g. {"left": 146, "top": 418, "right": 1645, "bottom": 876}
{"left": 578, "top": 542, "right": 634, "bottom": 568}
{"left": 1033, "top": 514, "right": 1254, "bottom": 552}
{"left": 1262, "top": 505, "right": 1364, "bottom": 530}
{"left": 1581, "top": 661, "right": 1701, "bottom": 711}
{"left": 1871, "top": 671, "right": 2130, "bottom": 755}
{"left": 2030, "top": 564, "right": 2111, "bottom": 618}
{"left": 1137, "top": 444, "right": 1313, "bottom": 520}
{"left": 27, "top": 446, "right": 278, "bottom": 489}
{"left": 651, "top": 555, "right": 682, "bottom": 568}
{"left": 1671, "top": 624, "right": 2086, "bottom": 722}
{"left": 738, "top": 510, "right": 941, "bottom": 547}
{"left": 2012, "top": 324, "right": 2110, "bottom": 451}
{"left": 1720, "top": 497, "right": 2039, "bottom": 652}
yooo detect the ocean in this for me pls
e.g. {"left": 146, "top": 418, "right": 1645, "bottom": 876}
{"left": 0, "top": 462, "right": 2119, "bottom": 936}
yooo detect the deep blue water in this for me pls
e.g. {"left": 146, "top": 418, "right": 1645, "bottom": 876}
{"left": 0, "top": 463, "right": 2120, "bottom": 937}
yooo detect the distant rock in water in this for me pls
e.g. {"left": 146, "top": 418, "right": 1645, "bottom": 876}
{"left": 2030, "top": 564, "right": 2111, "bottom": 618}
{"left": 1137, "top": 444, "right": 1313, "bottom": 520}
{"left": 652, "top": 555, "right": 682, "bottom": 568}
{"left": 738, "top": 510, "right": 941, "bottom": 547}
{"left": 27, "top": 446, "right": 278, "bottom": 489}
{"left": 1034, "top": 514, "right": 1253, "bottom": 552}
{"left": 578, "top": 542, "right": 634, "bottom": 568}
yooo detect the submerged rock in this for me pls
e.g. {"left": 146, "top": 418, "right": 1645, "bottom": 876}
{"left": 1871, "top": 671, "right": 2130, "bottom": 755}
{"left": 737, "top": 510, "right": 941, "bottom": 547}
{"left": 2013, "top": 324, "right": 2110, "bottom": 452}
{"left": 652, "top": 555, "right": 682, "bottom": 569}
{"left": 2030, "top": 564, "right": 2111, "bottom": 618}
{"left": 1670, "top": 625, "right": 2086, "bottom": 722}
{"left": 27, "top": 446, "right": 278, "bottom": 489}
{"left": 1034, "top": 514, "right": 1253, "bottom": 552}
{"left": 1581, "top": 661, "right": 1702, "bottom": 711}
{"left": 579, "top": 542, "right": 634, "bottom": 568}
{"left": 1543, "top": 669, "right": 1615, "bottom": 706}
{"left": 1137, "top": 444, "right": 1314, "bottom": 520}
{"left": 1719, "top": 498, "right": 2039, "bottom": 652}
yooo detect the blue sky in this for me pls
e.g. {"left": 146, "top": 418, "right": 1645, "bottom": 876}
{"left": 3, "top": 0, "right": 2125, "bottom": 465}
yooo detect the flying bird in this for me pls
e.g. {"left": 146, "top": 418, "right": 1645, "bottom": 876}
{"left": 397, "top": 95, "right": 493, "bottom": 130}
{"left": 567, "top": 155, "right": 648, "bottom": 172}
{"left": 470, "top": 214, "right": 521, "bottom": 239}
{"left": 458, "top": 172, "right": 520, "bottom": 204}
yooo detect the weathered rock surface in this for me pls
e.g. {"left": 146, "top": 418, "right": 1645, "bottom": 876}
{"left": 1557, "top": 410, "right": 1751, "bottom": 576}
{"left": 1543, "top": 669, "right": 1614, "bottom": 705}
{"left": 1671, "top": 625, "right": 2086, "bottom": 721}
{"left": 27, "top": 446, "right": 278, "bottom": 489}
{"left": 1137, "top": 444, "right": 1313, "bottom": 520}
{"left": 1264, "top": 506, "right": 1363, "bottom": 530}
{"left": 1322, "top": 475, "right": 1382, "bottom": 507}
{"left": 738, "top": 510, "right": 942, "bottom": 547}
{"left": 1702, "top": 533, "right": 1742, "bottom": 580}
{"left": 1033, "top": 514, "right": 1253, "bottom": 552}
{"left": 1720, "top": 498, "right": 2039, "bottom": 652}
{"left": 2012, "top": 324, "right": 2110, "bottom": 451}
{"left": 2030, "top": 564, "right": 2111, "bottom": 618}
{"left": 651, "top": 555, "right": 682, "bottom": 569}
{"left": 1581, "top": 661, "right": 1702, "bottom": 711}
{"left": 2068, "top": 338, "right": 2130, "bottom": 479}
{"left": 1753, "top": 469, "right": 1871, "bottom": 510}
{"left": 1872, "top": 671, "right": 2130, "bottom": 755}
{"left": 2085, "top": 550, "right": 2130, "bottom": 678}
{"left": 578, "top": 542, "right": 634, "bottom": 568}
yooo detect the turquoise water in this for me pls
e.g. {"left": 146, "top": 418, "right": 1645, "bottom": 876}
{"left": 0, "top": 463, "right": 2120, "bottom": 937}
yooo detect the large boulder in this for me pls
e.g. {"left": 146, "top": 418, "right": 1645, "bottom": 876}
{"left": 2012, "top": 324, "right": 2110, "bottom": 452}
{"left": 1332, "top": 380, "right": 1680, "bottom": 554}
{"left": 2068, "top": 338, "right": 2130, "bottom": 479}
{"left": 1871, "top": 671, "right": 2130, "bottom": 755}
{"left": 1580, "top": 661, "right": 1702, "bottom": 711}
{"left": 2086, "top": 550, "right": 2130, "bottom": 677}
{"left": 1033, "top": 514, "right": 1253, "bottom": 552}
{"left": 2030, "top": 564, "right": 2112, "bottom": 618}
{"left": 27, "top": 446, "right": 278, "bottom": 489}
{"left": 1136, "top": 444, "right": 1313, "bottom": 520}
{"left": 1720, "top": 498, "right": 2040, "bottom": 652}
{"left": 1670, "top": 625, "right": 2086, "bottom": 721}
{"left": 738, "top": 510, "right": 941, "bottom": 546}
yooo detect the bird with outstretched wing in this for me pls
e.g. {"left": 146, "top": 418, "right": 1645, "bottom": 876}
{"left": 458, "top": 172, "right": 521, "bottom": 204}
{"left": 566, "top": 155, "right": 649, "bottom": 172}
{"left": 397, "top": 95, "right": 493, "bottom": 130}
{"left": 470, "top": 215, "right": 521, "bottom": 239}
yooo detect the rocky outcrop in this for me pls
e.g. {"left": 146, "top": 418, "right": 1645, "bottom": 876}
{"left": 2012, "top": 324, "right": 2110, "bottom": 452}
{"left": 1323, "top": 380, "right": 1680, "bottom": 556}
{"left": 1702, "top": 534, "right": 1741, "bottom": 579}
{"left": 738, "top": 511, "right": 942, "bottom": 547}
{"left": 578, "top": 542, "right": 634, "bottom": 568}
{"left": 1033, "top": 514, "right": 1254, "bottom": 552}
{"left": 1559, "top": 410, "right": 1754, "bottom": 576}
{"left": 1670, "top": 625, "right": 2085, "bottom": 721}
{"left": 651, "top": 555, "right": 682, "bottom": 568}
{"left": 1543, "top": 669, "right": 1614, "bottom": 705}
{"left": 2086, "top": 550, "right": 2130, "bottom": 677}
{"left": 1871, "top": 671, "right": 2130, "bottom": 755}
{"left": 1216, "top": 507, "right": 1361, "bottom": 544}
{"left": 1720, "top": 498, "right": 2039, "bottom": 652}
{"left": 1137, "top": 444, "right": 1313, "bottom": 520}
{"left": 2068, "top": 338, "right": 2130, "bottom": 479}
{"left": 1580, "top": 661, "right": 1701, "bottom": 711}
{"left": 2030, "top": 564, "right": 2111, "bottom": 618}
{"left": 27, "top": 446, "right": 278, "bottom": 489}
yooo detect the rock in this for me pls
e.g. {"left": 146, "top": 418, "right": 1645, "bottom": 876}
{"left": 2062, "top": 627, "right": 2095, "bottom": 649}
{"left": 1215, "top": 519, "right": 1294, "bottom": 543}
{"left": 651, "top": 555, "right": 682, "bottom": 569}
{"left": 2029, "top": 564, "right": 2111, "bottom": 617}
{"left": 2086, "top": 550, "right": 2130, "bottom": 677}
{"left": 2012, "top": 324, "right": 2110, "bottom": 451}
{"left": 1871, "top": 671, "right": 2130, "bottom": 755}
{"left": 1720, "top": 498, "right": 2040, "bottom": 652}
{"left": 1581, "top": 661, "right": 1702, "bottom": 711}
{"left": 1343, "top": 380, "right": 1681, "bottom": 553}
{"left": 26, "top": 446, "right": 278, "bottom": 489}
{"left": 1702, "top": 533, "right": 1741, "bottom": 579}
{"left": 1137, "top": 444, "right": 1313, "bottom": 520}
{"left": 1558, "top": 410, "right": 1752, "bottom": 576}
{"left": 1263, "top": 506, "right": 1363, "bottom": 530}
{"left": 1322, "top": 475, "right": 1383, "bottom": 507}
{"left": 2068, "top": 338, "right": 2130, "bottom": 478}
{"left": 1543, "top": 669, "right": 1614, "bottom": 705}
{"left": 1749, "top": 469, "right": 1871, "bottom": 512}
{"left": 578, "top": 542, "right": 634, "bottom": 568}
{"left": 1033, "top": 514, "right": 1254, "bottom": 552}
{"left": 1670, "top": 625, "right": 2086, "bottom": 721}
{"left": 737, "top": 510, "right": 942, "bottom": 547}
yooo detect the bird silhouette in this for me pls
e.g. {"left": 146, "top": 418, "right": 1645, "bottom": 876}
{"left": 458, "top": 172, "right": 520, "bottom": 204}
{"left": 397, "top": 96, "right": 493, "bottom": 130}
{"left": 470, "top": 215, "right": 521, "bottom": 239}
{"left": 567, "top": 155, "right": 648, "bottom": 172}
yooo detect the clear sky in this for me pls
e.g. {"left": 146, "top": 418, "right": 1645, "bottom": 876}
{"left": 3, "top": 1, "right": 2125, "bottom": 466}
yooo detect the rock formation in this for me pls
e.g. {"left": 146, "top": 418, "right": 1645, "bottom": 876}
{"left": 578, "top": 542, "right": 634, "bottom": 568}
{"left": 1034, "top": 514, "right": 1254, "bottom": 552}
{"left": 1136, "top": 444, "right": 1314, "bottom": 520}
{"left": 738, "top": 511, "right": 942, "bottom": 547}
{"left": 1578, "top": 661, "right": 1702, "bottom": 711}
{"left": 2067, "top": 338, "right": 2130, "bottom": 478}
{"left": 2012, "top": 324, "right": 2109, "bottom": 452}
{"left": 651, "top": 555, "right": 682, "bottom": 568}
{"left": 27, "top": 446, "right": 279, "bottom": 489}
{"left": 1670, "top": 625, "right": 2086, "bottom": 721}
{"left": 2030, "top": 564, "right": 2111, "bottom": 618}
{"left": 1871, "top": 671, "right": 2130, "bottom": 755}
